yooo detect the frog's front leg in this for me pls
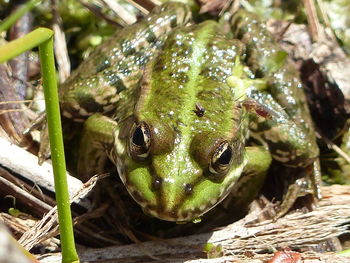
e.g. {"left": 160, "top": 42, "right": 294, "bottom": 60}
{"left": 77, "top": 114, "right": 118, "bottom": 180}
{"left": 223, "top": 146, "right": 272, "bottom": 219}
{"left": 248, "top": 90, "right": 319, "bottom": 167}
{"left": 248, "top": 89, "right": 319, "bottom": 216}
{"left": 230, "top": 9, "right": 322, "bottom": 200}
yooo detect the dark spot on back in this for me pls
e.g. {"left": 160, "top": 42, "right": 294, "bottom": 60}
{"left": 134, "top": 51, "right": 152, "bottom": 66}
{"left": 79, "top": 94, "right": 102, "bottom": 113}
{"left": 116, "top": 62, "right": 132, "bottom": 76}
{"left": 145, "top": 28, "right": 157, "bottom": 43}
{"left": 170, "top": 14, "right": 177, "bottom": 27}
{"left": 96, "top": 57, "right": 111, "bottom": 72}
{"left": 121, "top": 39, "right": 136, "bottom": 56}
{"left": 103, "top": 71, "right": 127, "bottom": 92}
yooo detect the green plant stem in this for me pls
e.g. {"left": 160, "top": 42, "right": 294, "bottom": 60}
{"left": 38, "top": 31, "right": 79, "bottom": 263}
{"left": 0, "top": 28, "right": 79, "bottom": 262}
{"left": 0, "top": 0, "right": 41, "bottom": 33}
{"left": 0, "top": 28, "right": 52, "bottom": 63}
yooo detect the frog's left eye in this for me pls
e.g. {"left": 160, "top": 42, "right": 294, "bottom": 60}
{"left": 129, "top": 122, "right": 151, "bottom": 161}
{"left": 209, "top": 141, "right": 232, "bottom": 174}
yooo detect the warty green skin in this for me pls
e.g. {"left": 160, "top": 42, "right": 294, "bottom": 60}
{"left": 60, "top": 2, "right": 319, "bottom": 222}
{"left": 230, "top": 10, "right": 321, "bottom": 199}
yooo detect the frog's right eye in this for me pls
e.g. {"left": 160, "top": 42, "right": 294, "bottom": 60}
{"left": 129, "top": 122, "right": 151, "bottom": 161}
{"left": 209, "top": 141, "right": 232, "bottom": 175}
{"left": 191, "top": 134, "right": 234, "bottom": 178}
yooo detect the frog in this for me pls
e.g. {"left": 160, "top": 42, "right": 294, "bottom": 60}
{"left": 58, "top": 2, "right": 320, "bottom": 223}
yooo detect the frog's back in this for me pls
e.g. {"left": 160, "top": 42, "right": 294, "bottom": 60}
{"left": 59, "top": 2, "right": 192, "bottom": 121}
{"left": 123, "top": 21, "right": 249, "bottom": 221}
{"left": 135, "top": 21, "right": 246, "bottom": 137}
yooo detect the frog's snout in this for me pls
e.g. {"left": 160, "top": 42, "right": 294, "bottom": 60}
{"left": 142, "top": 206, "right": 180, "bottom": 222}
{"left": 142, "top": 202, "right": 206, "bottom": 222}
{"left": 141, "top": 180, "right": 216, "bottom": 222}
{"left": 122, "top": 154, "right": 221, "bottom": 222}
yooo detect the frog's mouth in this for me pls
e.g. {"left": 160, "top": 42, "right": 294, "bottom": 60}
{"left": 122, "top": 182, "right": 216, "bottom": 222}
{"left": 122, "top": 173, "right": 236, "bottom": 222}
{"left": 142, "top": 205, "right": 208, "bottom": 222}
{"left": 114, "top": 137, "right": 247, "bottom": 222}
{"left": 138, "top": 195, "right": 220, "bottom": 222}
{"left": 119, "top": 170, "right": 220, "bottom": 222}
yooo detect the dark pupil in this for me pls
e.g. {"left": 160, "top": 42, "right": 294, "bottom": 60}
{"left": 218, "top": 147, "right": 232, "bottom": 165}
{"left": 132, "top": 127, "right": 144, "bottom": 146}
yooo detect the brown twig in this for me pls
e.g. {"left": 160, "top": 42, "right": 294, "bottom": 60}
{"left": 303, "top": 0, "right": 322, "bottom": 41}
{"left": 51, "top": 0, "right": 71, "bottom": 83}
{"left": 37, "top": 185, "right": 350, "bottom": 262}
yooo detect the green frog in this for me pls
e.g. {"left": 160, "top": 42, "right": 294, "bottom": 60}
{"left": 59, "top": 2, "right": 320, "bottom": 222}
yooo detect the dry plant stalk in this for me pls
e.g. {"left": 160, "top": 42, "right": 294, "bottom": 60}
{"left": 19, "top": 174, "right": 105, "bottom": 250}
{"left": 37, "top": 185, "right": 350, "bottom": 263}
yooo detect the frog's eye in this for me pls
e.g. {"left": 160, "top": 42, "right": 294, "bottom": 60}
{"left": 209, "top": 141, "right": 232, "bottom": 174}
{"left": 129, "top": 122, "right": 151, "bottom": 161}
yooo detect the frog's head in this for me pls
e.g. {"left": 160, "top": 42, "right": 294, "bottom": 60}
{"left": 113, "top": 22, "right": 248, "bottom": 222}
{"left": 114, "top": 117, "right": 247, "bottom": 222}
{"left": 113, "top": 74, "right": 248, "bottom": 222}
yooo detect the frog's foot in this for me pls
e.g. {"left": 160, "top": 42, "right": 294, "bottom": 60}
{"left": 247, "top": 88, "right": 321, "bottom": 211}
{"left": 273, "top": 161, "right": 321, "bottom": 220}
{"left": 274, "top": 177, "right": 313, "bottom": 219}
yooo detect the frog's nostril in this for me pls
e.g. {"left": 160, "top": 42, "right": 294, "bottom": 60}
{"left": 184, "top": 183, "right": 193, "bottom": 195}
{"left": 151, "top": 176, "right": 163, "bottom": 191}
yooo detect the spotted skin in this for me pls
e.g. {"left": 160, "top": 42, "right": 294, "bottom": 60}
{"left": 113, "top": 21, "right": 249, "bottom": 221}
{"left": 59, "top": 3, "right": 191, "bottom": 121}
{"left": 60, "top": 3, "right": 320, "bottom": 222}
